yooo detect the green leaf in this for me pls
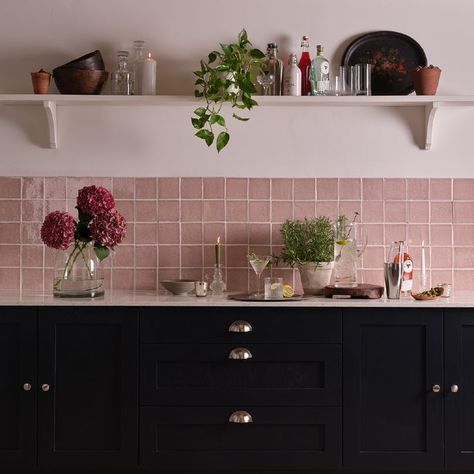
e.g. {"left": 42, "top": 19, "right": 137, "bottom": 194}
{"left": 250, "top": 48, "right": 265, "bottom": 59}
{"left": 238, "top": 29, "right": 248, "bottom": 47}
{"left": 220, "top": 43, "right": 232, "bottom": 56}
{"left": 194, "top": 90, "right": 204, "bottom": 98}
{"left": 194, "top": 107, "right": 207, "bottom": 117}
{"left": 232, "top": 113, "right": 250, "bottom": 121}
{"left": 94, "top": 244, "right": 110, "bottom": 261}
{"left": 208, "top": 52, "right": 217, "bottom": 63}
{"left": 216, "top": 131, "right": 230, "bottom": 152}
{"left": 210, "top": 113, "right": 226, "bottom": 127}
{"left": 191, "top": 117, "right": 205, "bottom": 129}
{"left": 195, "top": 129, "right": 214, "bottom": 147}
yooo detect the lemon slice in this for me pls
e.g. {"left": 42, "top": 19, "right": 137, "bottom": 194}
{"left": 270, "top": 283, "right": 279, "bottom": 290}
{"left": 283, "top": 284, "right": 295, "bottom": 298}
{"left": 336, "top": 239, "right": 351, "bottom": 245}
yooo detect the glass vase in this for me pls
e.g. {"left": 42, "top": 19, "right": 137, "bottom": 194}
{"left": 53, "top": 241, "right": 104, "bottom": 298}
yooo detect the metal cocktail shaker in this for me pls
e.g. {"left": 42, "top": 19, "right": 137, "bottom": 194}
{"left": 384, "top": 242, "right": 403, "bottom": 299}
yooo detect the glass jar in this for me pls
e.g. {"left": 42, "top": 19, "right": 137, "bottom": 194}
{"left": 53, "top": 241, "right": 104, "bottom": 298}
{"left": 110, "top": 50, "right": 133, "bottom": 95}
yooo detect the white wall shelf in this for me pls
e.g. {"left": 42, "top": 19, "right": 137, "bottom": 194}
{"left": 1, "top": 94, "right": 474, "bottom": 150}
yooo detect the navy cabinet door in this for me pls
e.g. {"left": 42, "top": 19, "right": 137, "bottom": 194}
{"left": 37, "top": 307, "right": 138, "bottom": 469}
{"left": 0, "top": 307, "right": 36, "bottom": 468}
{"left": 343, "top": 309, "right": 444, "bottom": 470}
{"left": 445, "top": 309, "right": 474, "bottom": 470}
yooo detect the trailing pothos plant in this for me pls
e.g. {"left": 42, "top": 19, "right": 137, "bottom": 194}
{"left": 192, "top": 29, "right": 266, "bottom": 153}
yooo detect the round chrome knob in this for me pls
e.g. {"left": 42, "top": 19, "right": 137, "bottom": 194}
{"left": 228, "top": 347, "right": 253, "bottom": 360}
{"left": 451, "top": 384, "right": 459, "bottom": 393}
{"left": 23, "top": 383, "right": 32, "bottom": 392}
{"left": 41, "top": 384, "right": 50, "bottom": 392}
{"left": 229, "top": 410, "right": 253, "bottom": 424}
{"left": 228, "top": 320, "right": 253, "bottom": 333}
{"left": 432, "top": 384, "right": 441, "bottom": 393}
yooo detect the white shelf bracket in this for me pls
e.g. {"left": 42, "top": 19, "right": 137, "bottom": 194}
{"left": 42, "top": 100, "right": 58, "bottom": 149}
{"left": 424, "top": 101, "right": 439, "bottom": 151}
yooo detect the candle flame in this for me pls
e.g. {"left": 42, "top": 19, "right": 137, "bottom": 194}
{"left": 148, "top": 52, "right": 152, "bottom": 58}
{"left": 217, "top": 236, "right": 220, "bottom": 244}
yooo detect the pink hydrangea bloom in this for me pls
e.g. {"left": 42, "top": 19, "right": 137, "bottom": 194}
{"left": 90, "top": 209, "right": 127, "bottom": 248}
{"left": 77, "top": 185, "right": 115, "bottom": 216}
{"left": 41, "top": 211, "right": 76, "bottom": 250}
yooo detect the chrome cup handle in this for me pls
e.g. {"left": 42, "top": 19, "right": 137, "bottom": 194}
{"left": 229, "top": 410, "right": 253, "bottom": 423}
{"left": 228, "top": 320, "right": 253, "bottom": 333}
{"left": 228, "top": 347, "right": 253, "bottom": 360}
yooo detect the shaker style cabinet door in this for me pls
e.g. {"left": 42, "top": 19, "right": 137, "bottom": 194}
{"left": 0, "top": 307, "right": 36, "bottom": 468}
{"left": 343, "top": 309, "right": 444, "bottom": 470}
{"left": 445, "top": 310, "right": 474, "bottom": 470}
{"left": 37, "top": 307, "right": 138, "bottom": 469}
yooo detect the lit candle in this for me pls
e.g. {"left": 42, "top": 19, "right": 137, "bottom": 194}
{"left": 135, "top": 52, "right": 156, "bottom": 95}
{"left": 215, "top": 236, "right": 221, "bottom": 266}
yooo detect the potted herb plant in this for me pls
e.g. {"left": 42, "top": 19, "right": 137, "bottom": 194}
{"left": 192, "top": 29, "right": 265, "bottom": 152}
{"left": 278, "top": 217, "right": 335, "bottom": 295}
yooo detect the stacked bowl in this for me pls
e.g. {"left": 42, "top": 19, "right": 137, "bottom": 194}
{"left": 53, "top": 50, "right": 108, "bottom": 94}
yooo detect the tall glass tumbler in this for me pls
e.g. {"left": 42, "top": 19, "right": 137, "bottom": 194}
{"left": 340, "top": 65, "right": 354, "bottom": 96}
{"left": 355, "top": 63, "right": 372, "bottom": 96}
{"left": 384, "top": 242, "right": 403, "bottom": 299}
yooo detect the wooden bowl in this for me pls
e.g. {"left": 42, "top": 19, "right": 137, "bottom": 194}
{"left": 160, "top": 280, "right": 196, "bottom": 295}
{"left": 53, "top": 68, "right": 108, "bottom": 94}
{"left": 57, "top": 50, "right": 105, "bottom": 70}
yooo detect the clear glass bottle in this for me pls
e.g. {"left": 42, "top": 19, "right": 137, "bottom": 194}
{"left": 310, "top": 45, "right": 330, "bottom": 96}
{"left": 283, "top": 53, "right": 302, "bottom": 96}
{"left": 131, "top": 40, "right": 145, "bottom": 95}
{"left": 266, "top": 43, "right": 283, "bottom": 96}
{"left": 110, "top": 50, "right": 133, "bottom": 95}
{"left": 298, "top": 36, "right": 312, "bottom": 96}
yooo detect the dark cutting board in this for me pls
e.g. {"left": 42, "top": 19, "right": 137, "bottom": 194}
{"left": 324, "top": 284, "right": 384, "bottom": 299}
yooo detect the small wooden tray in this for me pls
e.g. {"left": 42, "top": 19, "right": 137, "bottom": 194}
{"left": 324, "top": 284, "right": 384, "bottom": 299}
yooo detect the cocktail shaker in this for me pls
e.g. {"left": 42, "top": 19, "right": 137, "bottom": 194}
{"left": 384, "top": 241, "right": 403, "bottom": 299}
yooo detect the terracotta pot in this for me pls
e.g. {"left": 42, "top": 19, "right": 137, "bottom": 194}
{"left": 31, "top": 71, "right": 51, "bottom": 94}
{"left": 298, "top": 262, "right": 334, "bottom": 296}
{"left": 412, "top": 68, "right": 441, "bottom": 95}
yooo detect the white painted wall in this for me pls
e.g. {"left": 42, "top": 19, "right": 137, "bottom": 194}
{"left": 0, "top": 0, "right": 473, "bottom": 177}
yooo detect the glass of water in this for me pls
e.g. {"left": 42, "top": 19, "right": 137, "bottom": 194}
{"left": 264, "top": 277, "right": 283, "bottom": 300}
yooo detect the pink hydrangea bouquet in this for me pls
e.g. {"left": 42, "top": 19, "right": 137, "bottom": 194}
{"left": 41, "top": 185, "right": 126, "bottom": 295}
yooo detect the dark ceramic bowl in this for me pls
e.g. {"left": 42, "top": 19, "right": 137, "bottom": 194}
{"left": 56, "top": 50, "right": 105, "bottom": 70}
{"left": 53, "top": 68, "right": 108, "bottom": 95}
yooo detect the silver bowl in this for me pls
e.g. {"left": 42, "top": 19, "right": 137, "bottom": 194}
{"left": 160, "top": 279, "right": 196, "bottom": 295}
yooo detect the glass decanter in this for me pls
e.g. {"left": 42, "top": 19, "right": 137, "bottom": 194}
{"left": 111, "top": 50, "right": 133, "bottom": 95}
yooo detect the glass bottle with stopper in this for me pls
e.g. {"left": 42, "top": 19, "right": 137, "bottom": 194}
{"left": 265, "top": 42, "right": 283, "bottom": 95}
{"left": 132, "top": 40, "right": 157, "bottom": 95}
{"left": 210, "top": 236, "right": 226, "bottom": 296}
{"left": 111, "top": 50, "right": 133, "bottom": 95}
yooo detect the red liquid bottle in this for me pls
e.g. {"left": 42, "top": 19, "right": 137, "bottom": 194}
{"left": 298, "top": 36, "right": 312, "bottom": 96}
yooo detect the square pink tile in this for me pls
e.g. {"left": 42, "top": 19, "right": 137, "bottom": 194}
{"left": 360, "top": 270, "right": 384, "bottom": 287}
{"left": 272, "top": 224, "right": 283, "bottom": 246}
{"left": 294, "top": 179, "right": 315, "bottom": 200}
{"left": 204, "top": 223, "right": 225, "bottom": 244}
{"left": 203, "top": 178, "right": 225, "bottom": 198}
{"left": 293, "top": 201, "right": 315, "bottom": 220}
{"left": 384, "top": 179, "right": 406, "bottom": 200}
{"left": 159, "top": 269, "right": 180, "bottom": 287}
{"left": 0, "top": 245, "right": 20, "bottom": 266}
{"left": 226, "top": 178, "right": 248, "bottom": 199}
{"left": 271, "top": 179, "right": 293, "bottom": 200}
{"left": 249, "top": 201, "right": 270, "bottom": 222}
{"left": 135, "top": 245, "right": 157, "bottom": 268}
{"left": 226, "top": 201, "right": 248, "bottom": 222}
{"left": 454, "top": 247, "right": 474, "bottom": 268}
{"left": 271, "top": 201, "right": 293, "bottom": 222}
{"left": 226, "top": 223, "right": 248, "bottom": 245}
{"left": 113, "top": 245, "right": 134, "bottom": 267}
{"left": 249, "top": 179, "right": 270, "bottom": 199}
{"left": 407, "top": 201, "right": 429, "bottom": 223}
{"left": 203, "top": 200, "right": 225, "bottom": 222}
{"left": 453, "top": 225, "right": 474, "bottom": 245}
{"left": 453, "top": 270, "right": 474, "bottom": 291}
{"left": 158, "top": 245, "right": 180, "bottom": 267}
{"left": 135, "top": 269, "right": 157, "bottom": 290}
{"left": 362, "top": 246, "right": 384, "bottom": 269}
{"left": 22, "top": 268, "right": 43, "bottom": 290}
{"left": 339, "top": 201, "right": 361, "bottom": 219}
{"left": 44, "top": 246, "right": 56, "bottom": 267}
{"left": 22, "top": 177, "right": 44, "bottom": 199}
{"left": 112, "top": 268, "right": 134, "bottom": 290}
{"left": 158, "top": 200, "right": 179, "bottom": 221}
{"left": 135, "top": 201, "right": 157, "bottom": 222}
{"left": 431, "top": 225, "right": 453, "bottom": 246}
{"left": 21, "top": 223, "right": 41, "bottom": 244}
{"left": 181, "top": 200, "right": 202, "bottom": 222}
{"left": 385, "top": 224, "right": 407, "bottom": 244}
{"left": 135, "top": 178, "right": 157, "bottom": 199}
{"left": 249, "top": 223, "right": 270, "bottom": 245}
{"left": 44, "top": 199, "right": 66, "bottom": 215}
{"left": 181, "top": 178, "right": 202, "bottom": 198}
{"left": 317, "top": 179, "right": 338, "bottom": 200}
{"left": 116, "top": 200, "right": 134, "bottom": 222}
{"left": 226, "top": 245, "right": 249, "bottom": 267}
{"left": 181, "top": 223, "right": 202, "bottom": 244}
{"left": 122, "top": 224, "right": 134, "bottom": 245}
{"left": 22, "top": 200, "right": 43, "bottom": 222}
{"left": 181, "top": 268, "right": 203, "bottom": 280}
{"left": 431, "top": 247, "right": 453, "bottom": 268}
{"left": 0, "top": 268, "right": 20, "bottom": 289}
{"left": 365, "top": 224, "right": 384, "bottom": 246}
{"left": 431, "top": 202, "right": 453, "bottom": 223}
{"left": 92, "top": 177, "right": 112, "bottom": 191}
{"left": 157, "top": 223, "right": 178, "bottom": 244}
{"left": 135, "top": 223, "right": 157, "bottom": 244}
{"left": 362, "top": 201, "right": 383, "bottom": 223}
{"left": 0, "top": 178, "right": 21, "bottom": 198}
{"left": 227, "top": 268, "right": 250, "bottom": 293}
{"left": 430, "top": 179, "right": 452, "bottom": 200}
{"left": 0, "top": 200, "right": 21, "bottom": 222}
{"left": 45, "top": 177, "right": 66, "bottom": 199}
{"left": 316, "top": 201, "right": 338, "bottom": 220}
{"left": 339, "top": 179, "right": 361, "bottom": 200}
{"left": 407, "top": 179, "right": 429, "bottom": 200}
{"left": 158, "top": 178, "right": 179, "bottom": 199}
{"left": 67, "top": 177, "right": 92, "bottom": 199}
{"left": 453, "top": 202, "right": 474, "bottom": 223}
{"left": 362, "top": 178, "right": 383, "bottom": 200}
{"left": 385, "top": 201, "right": 407, "bottom": 223}
{"left": 22, "top": 245, "right": 43, "bottom": 267}
{"left": 453, "top": 179, "right": 474, "bottom": 200}
{"left": 431, "top": 270, "right": 453, "bottom": 288}
{"left": 113, "top": 177, "right": 134, "bottom": 199}
{"left": 407, "top": 224, "right": 430, "bottom": 245}
{"left": 181, "top": 245, "right": 203, "bottom": 267}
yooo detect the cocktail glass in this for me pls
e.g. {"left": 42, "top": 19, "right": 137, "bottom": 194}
{"left": 248, "top": 254, "right": 272, "bottom": 297}
{"left": 257, "top": 73, "right": 275, "bottom": 96}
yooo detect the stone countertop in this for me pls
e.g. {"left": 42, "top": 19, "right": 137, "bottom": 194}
{"left": 0, "top": 290, "right": 473, "bottom": 308}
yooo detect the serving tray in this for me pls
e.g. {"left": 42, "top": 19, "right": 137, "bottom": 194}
{"left": 228, "top": 293, "right": 305, "bottom": 302}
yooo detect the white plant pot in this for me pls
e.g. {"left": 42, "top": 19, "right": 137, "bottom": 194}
{"left": 298, "top": 262, "right": 334, "bottom": 296}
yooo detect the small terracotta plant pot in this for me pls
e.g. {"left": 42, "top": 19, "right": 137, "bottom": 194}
{"left": 31, "top": 69, "right": 51, "bottom": 94}
{"left": 412, "top": 65, "right": 441, "bottom": 95}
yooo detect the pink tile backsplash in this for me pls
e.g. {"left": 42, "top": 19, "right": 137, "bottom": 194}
{"left": 1, "top": 177, "right": 473, "bottom": 292}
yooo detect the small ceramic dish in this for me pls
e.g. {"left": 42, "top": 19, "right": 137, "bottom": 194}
{"left": 410, "top": 287, "right": 444, "bottom": 301}
{"left": 160, "top": 279, "right": 196, "bottom": 295}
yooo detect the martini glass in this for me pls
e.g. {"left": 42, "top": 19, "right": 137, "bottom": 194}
{"left": 257, "top": 73, "right": 275, "bottom": 96}
{"left": 247, "top": 254, "right": 272, "bottom": 297}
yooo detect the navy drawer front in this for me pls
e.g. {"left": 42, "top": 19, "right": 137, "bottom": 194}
{"left": 140, "top": 307, "right": 342, "bottom": 344}
{"left": 140, "top": 406, "right": 342, "bottom": 470}
{"left": 141, "top": 343, "right": 342, "bottom": 406}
